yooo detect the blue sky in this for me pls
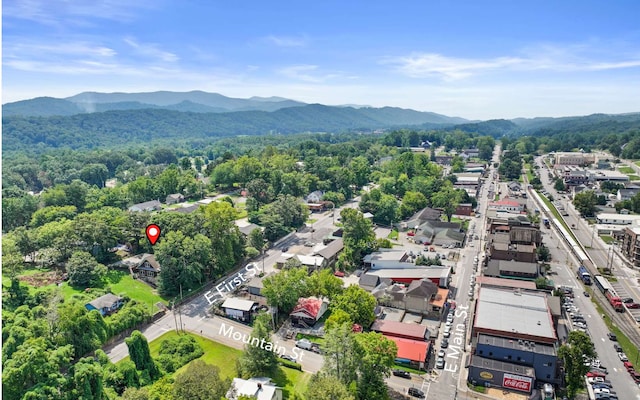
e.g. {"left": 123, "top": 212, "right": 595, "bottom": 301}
{"left": 3, "top": 0, "right": 640, "bottom": 119}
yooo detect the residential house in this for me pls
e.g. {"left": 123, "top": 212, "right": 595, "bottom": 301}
{"left": 85, "top": 293, "right": 124, "bottom": 316}
{"left": 165, "top": 204, "right": 200, "bottom": 214}
{"left": 416, "top": 220, "right": 464, "bottom": 247}
{"left": 306, "top": 190, "right": 324, "bottom": 203}
{"left": 221, "top": 298, "right": 257, "bottom": 322}
{"left": 237, "top": 222, "right": 262, "bottom": 237}
{"left": 617, "top": 186, "right": 640, "bottom": 201}
{"left": 121, "top": 254, "right": 162, "bottom": 285}
{"left": 435, "top": 155, "right": 453, "bottom": 165}
{"left": 227, "top": 377, "right": 283, "bottom": 400}
{"left": 371, "top": 279, "right": 450, "bottom": 317}
{"left": 402, "top": 207, "right": 443, "bottom": 231}
{"left": 290, "top": 297, "right": 328, "bottom": 327}
{"left": 359, "top": 273, "right": 381, "bottom": 292}
{"left": 165, "top": 193, "right": 184, "bottom": 205}
{"left": 313, "top": 238, "right": 344, "bottom": 267}
{"left": 128, "top": 200, "right": 161, "bottom": 212}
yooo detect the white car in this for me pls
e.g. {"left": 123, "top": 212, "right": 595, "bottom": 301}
{"left": 436, "top": 357, "right": 445, "bottom": 369}
{"left": 437, "top": 350, "right": 446, "bottom": 358}
{"left": 587, "top": 377, "right": 605, "bottom": 384}
{"left": 618, "top": 352, "right": 628, "bottom": 361}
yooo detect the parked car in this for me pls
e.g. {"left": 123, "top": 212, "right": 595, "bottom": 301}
{"left": 436, "top": 357, "right": 445, "bottom": 369}
{"left": 587, "top": 376, "right": 605, "bottom": 384}
{"left": 280, "top": 355, "right": 297, "bottom": 363}
{"left": 408, "top": 387, "right": 425, "bottom": 398}
{"left": 607, "top": 332, "right": 617, "bottom": 341}
{"left": 626, "top": 303, "right": 640, "bottom": 309}
{"left": 583, "top": 291, "right": 590, "bottom": 297}
{"left": 587, "top": 370, "right": 606, "bottom": 378}
{"left": 591, "top": 383, "right": 611, "bottom": 390}
{"left": 623, "top": 297, "right": 635, "bottom": 304}
{"left": 437, "top": 350, "right": 446, "bottom": 358}
{"left": 613, "top": 343, "right": 623, "bottom": 352}
{"left": 392, "top": 369, "right": 411, "bottom": 379}
{"left": 441, "top": 338, "right": 449, "bottom": 348}
{"left": 623, "top": 361, "right": 634, "bottom": 371}
{"left": 333, "top": 270, "right": 345, "bottom": 277}
{"left": 618, "top": 352, "right": 628, "bottom": 362}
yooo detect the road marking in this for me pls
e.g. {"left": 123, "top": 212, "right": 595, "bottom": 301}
{"left": 199, "top": 316, "right": 206, "bottom": 321}
{"left": 601, "top": 338, "right": 605, "bottom": 342}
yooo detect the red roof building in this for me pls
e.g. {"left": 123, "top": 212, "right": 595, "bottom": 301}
{"left": 384, "top": 335, "right": 430, "bottom": 364}
{"left": 290, "top": 297, "right": 328, "bottom": 327}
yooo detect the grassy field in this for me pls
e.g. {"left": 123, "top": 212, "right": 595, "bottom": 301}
{"left": 120, "top": 331, "right": 310, "bottom": 398}
{"left": 295, "top": 332, "right": 325, "bottom": 345}
{"left": 628, "top": 175, "right": 640, "bottom": 181}
{"left": 388, "top": 230, "right": 399, "bottom": 240}
{"left": 601, "top": 235, "right": 615, "bottom": 244}
{"left": 618, "top": 166, "right": 635, "bottom": 174}
{"left": 5, "top": 267, "right": 167, "bottom": 309}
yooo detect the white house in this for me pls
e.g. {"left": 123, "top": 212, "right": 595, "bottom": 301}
{"left": 227, "top": 377, "right": 282, "bottom": 400}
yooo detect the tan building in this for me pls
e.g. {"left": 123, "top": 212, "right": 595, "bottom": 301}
{"left": 553, "top": 152, "right": 596, "bottom": 166}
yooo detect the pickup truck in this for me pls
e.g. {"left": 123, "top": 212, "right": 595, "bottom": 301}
{"left": 295, "top": 339, "right": 313, "bottom": 350}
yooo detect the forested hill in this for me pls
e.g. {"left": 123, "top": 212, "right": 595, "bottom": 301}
{"left": 2, "top": 104, "right": 465, "bottom": 153}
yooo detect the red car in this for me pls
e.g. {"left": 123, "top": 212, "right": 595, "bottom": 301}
{"left": 333, "top": 271, "right": 345, "bottom": 278}
{"left": 407, "top": 231, "right": 415, "bottom": 237}
{"left": 626, "top": 303, "right": 640, "bottom": 309}
{"left": 586, "top": 371, "right": 606, "bottom": 378}
{"left": 624, "top": 361, "right": 634, "bottom": 371}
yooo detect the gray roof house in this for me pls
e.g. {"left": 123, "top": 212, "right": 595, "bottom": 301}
{"left": 166, "top": 193, "right": 185, "bottom": 205}
{"left": 359, "top": 273, "right": 381, "bottom": 292}
{"left": 128, "top": 200, "right": 162, "bottom": 212}
{"left": 85, "top": 293, "right": 124, "bottom": 316}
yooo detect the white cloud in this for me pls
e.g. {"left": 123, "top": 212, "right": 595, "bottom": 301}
{"left": 263, "top": 35, "right": 307, "bottom": 48}
{"left": 385, "top": 46, "right": 640, "bottom": 80}
{"left": 3, "top": 0, "right": 157, "bottom": 26}
{"left": 124, "top": 37, "right": 179, "bottom": 62}
{"left": 277, "top": 64, "right": 345, "bottom": 83}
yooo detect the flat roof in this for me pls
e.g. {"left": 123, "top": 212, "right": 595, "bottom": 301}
{"left": 477, "top": 333, "right": 556, "bottom": 356}
{"left": 470, "top": 355, "right": 535, "bottom": 378}
{"left": 221, "top": 298, "right": 256, "bottom": 311}
{"left": 371, "top": 320, "right": 427, "bottom": 339}
{"left": 384, "top": 335, "right": 429, "bottom": 362}
{"left": 363, "top": 250, "right": 406, "bottom": 263}
{"left": 477, "top": 276, "right": 537, "bottom": 290}
{"left": 487, "top": 260, "right": 538, "bottom": 274}
{"left": 597, "top": 213, "right": 640, "bottom": 221}
{"left": 367, "top": 267, "right": 450, "bottom": 279}
{"left": 475, "top": 287, "right": 556, "bottom": 341}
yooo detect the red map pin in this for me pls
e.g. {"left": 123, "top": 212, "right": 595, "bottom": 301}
{"left": 146, "top": 224, "right": 161, "bottom": 245}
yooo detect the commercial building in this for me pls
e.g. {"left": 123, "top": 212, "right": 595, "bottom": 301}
{"left": 553, "top": 152, "right": 596, "bottom": 166}
{"left": 596, "top": 213, "right": 640, "bottom": 225}
{"left": 370, "top": 320, "right": 428, "bottom": 341}
{"left": 484, "top": 260, "right": 540, "bottom": 280}
{"left": 467, "top": 287, "right": 560, "bottom": 391}
{"left": 384, "top": 335, "right": 430, "bottom": 370}
{"left": 621, "top": 226, "right": 640, "bottom": 268}
{"left": 221, "top": 298, "right": 258, "bottom": 322}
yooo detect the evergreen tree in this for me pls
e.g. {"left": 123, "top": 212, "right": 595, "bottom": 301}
{"left": 125, "top": 331, "right": 160, "bottom": 381}
{"left": 237, "top": 313, "right": 279, "bottom": 378}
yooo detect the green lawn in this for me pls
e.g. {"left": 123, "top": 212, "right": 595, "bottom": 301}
{"left": 388, "top": 230, "right": 399, "bottom": 240}
{"left": 120, "top": 331, "right": 310, "bottom": 398}
{"left": 601, "top": 235, "right": 614, "bottom": 244}
{"left": 618, "top": 166, "right": 635, "bottom": 174}
{"left": 628, "top": 174, "right": 640, "bottom": 181}
{"left": 5, "top": 267, "right": 167, "bottom": 310}
{"left": 62, "top": 270, "right": 167, "bottom": 309}
{"left": 635, "top": 161, "right": 640, "bottom": 167}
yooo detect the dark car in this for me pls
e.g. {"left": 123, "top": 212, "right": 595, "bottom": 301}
{"left": 613, "top": 343, "right": 623, "bottom": 352}
{"left": 408, "top": 387, "right": 425, "bottom": 398}
{"left": 623, "top": 297, "right": 635, "bottom": 304}
{"left": 607, "top": 333, "right": 617, "bottom": 341}
{"left": 441, "top": 338, "right": 449, "bottom": 348}
{"left": 392, "top": 369, "right": 411, "bottom": 379}
{"left": 280, "top": 355, "right": 297, "bottom": 363}
{"left": 583, "top": 291, "right": 590, "bottom": 297}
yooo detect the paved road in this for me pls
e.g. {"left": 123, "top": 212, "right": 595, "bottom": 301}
{"left": 105, "top": 198, "right": 360, "bottom": 373}
{"left": 530, "top": 169, "right": 640, "bottom": 400}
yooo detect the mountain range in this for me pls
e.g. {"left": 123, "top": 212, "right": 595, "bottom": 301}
{"left": 3, "top": 91, "right": 640, "bottom": 155}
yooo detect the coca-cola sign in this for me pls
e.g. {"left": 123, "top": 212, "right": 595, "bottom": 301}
{"left": 502, "top": 373, "right": 532, "bottom": 392}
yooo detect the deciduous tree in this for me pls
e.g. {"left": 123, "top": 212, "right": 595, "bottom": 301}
{"left": 172, "top": 360, "right": 230, "bottom": 400}
{"left": 237, "top": 313, "right": 279, "bottom": 378}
